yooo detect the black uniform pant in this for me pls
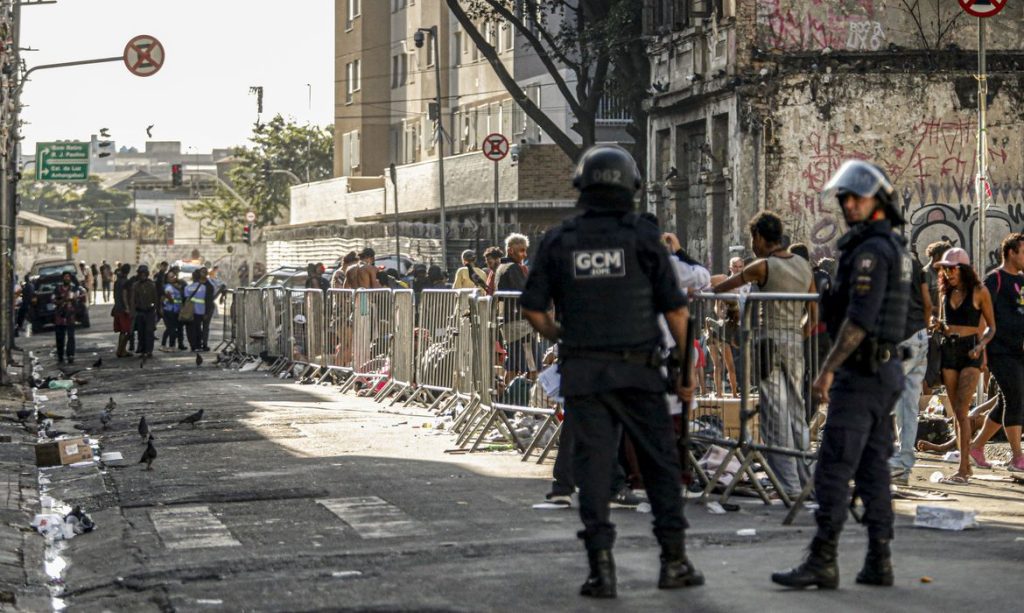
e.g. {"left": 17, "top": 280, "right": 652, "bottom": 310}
{"left": 814, "top": 364, "right": 901, "bottom": 541}
{"left": 186, "top": 318, "right": 203, "bottom": 351}
{"left": 200, "top": 313, "right": 212, "bottom": 349}
{"left": 135, "top": 310, "right": 156, "bottom": 356}
{"left": 162, "top": 311, "right": 185, "bottom": 348}
{"left": 55, "top": 325, "right": 75, "bottom": 359}
{"left": 565, "top": 388, "right": 686, "bottom": 551}
{"left": 550, "top": 411, "right": 627, "bottom": 497}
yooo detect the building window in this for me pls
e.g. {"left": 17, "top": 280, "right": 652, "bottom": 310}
{"left": 346, "top": 59, "right": 361, "bottom": 103}
{"left": 391, "top": 53, "right": 407, "bottom": 88}
{"left": 348, "top": 0, "right": 361, "bottom": 23}
{"left": 391, "top": 0, "right": 406, "bottom": 12}
{"left": 453, "top": 32, "right": 462, "bottom": 66}
{"left": 501, "top": 21, "right": 513, "bottom": 53}
{"left": 426, "top": 32, "right": 436, "bottom": 67}
{"left": 407, "top": 52, "right": 416, "bottom": 83}
{"left": 342, "top": 130, "right": 361, "bottom": 175}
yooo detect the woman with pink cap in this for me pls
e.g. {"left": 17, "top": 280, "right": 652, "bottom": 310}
{"left": 933, "top": 246, "right": 995, "bottom": 484}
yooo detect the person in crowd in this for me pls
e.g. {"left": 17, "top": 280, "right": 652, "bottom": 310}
{"left": 153, "top": 261, "right": 169, "bottom": 330}
{"left": 923, "top": 241, "right": 954, "bottom": 390}
{"left": 496, "top": 234, "right": 534, "bottom": 382}
{"left": 238, "top": 261, "right": 250, "bottom": 287}
{"left": 53, "top": 271, "right": 80, "bottom": 364}
{"left": 484, "top": 246, "right": 504, "bottom": 295}
{"left": 160, "top": 269, "right": 186, "bottom": 351}
{"left": 773, "top": 160, "right": 909, "bottom": 590}
{"left": 344, "top": 248, "right": 382, "bottom": 289}
{"left": 729, "top": 256, "right": 744, "bottom": 277}
{"left": 379, "top": 268, "right": 409, "bottom": 290}
{"left": 183, "top": 270, "right": 209, "bottom": 353}
{"left": 453, "top": 250, "right": 489, "bottom": 291}
{"left": 426, "top": 265, "right": 448, "bottom": 289}
{"left": 15, "top": 273, "right": 33, "bottom": 335}
{"left": 933, "top": 247, "right": 995, "bottom": 484}
{"left": 78, "top": 261, "right": 94, "bottom": 305}
{"left": 113, "top": 264, "right": 133, "bottom": 357}
{"left": 305, "top": 262, "right": 329, "bottom": 291}
{"left": 100, "top": 260, "right": 113, "bottom": 302}
{"left": 522, "top": 145, "right": 701, "bottom": 598}
{"left": 331, "top": 252, "right": 359, "bottom": 288}
{"left": 889, "top": 254, "right": 931, "bottom": 485}
{"left": 131, "top": 264, "right": 158, "bottom": 359}
{"left": 90, "top": 263, "right": 100, "bottom": 302}
{"left": 714, "top": 212, "right": 816, "bottom": 499}
{"left": 408, "top": 263, "right": 429, "bottom": 294}
{"left": 197, "top": 267, "right": 218, "bottom": 351}
{"left": 969, "top": 233, "right": 1024, "bottom": 472}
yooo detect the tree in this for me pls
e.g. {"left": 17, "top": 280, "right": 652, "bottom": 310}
{"left": 447, "top": 0, "right": 649, "bottom": 167}
{"left": 18, "top": 173, "right": 133, "bottom": 240}
{"left": 185, "top": 115, "right": 333, "bottom": 241}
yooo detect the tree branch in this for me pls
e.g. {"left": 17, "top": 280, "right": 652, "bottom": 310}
{"left": 448, "top": 0, "right": 582, "bottom": 160}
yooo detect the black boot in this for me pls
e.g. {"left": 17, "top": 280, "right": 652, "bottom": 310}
{"left": 771, "top": 536, "right": 839, "bottom": 589}
{"left": 580, "top": 549, "right": 616, "bottom": 598}
{"left": 855, "top": 539, "right": 893, "bottom": 586}
{"left": 658, "top": 536, "right": 704, "bottom": 589}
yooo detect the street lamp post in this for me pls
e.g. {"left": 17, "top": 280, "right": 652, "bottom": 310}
{"left": 415, "top": 26, "right": 447, "bottom": 270}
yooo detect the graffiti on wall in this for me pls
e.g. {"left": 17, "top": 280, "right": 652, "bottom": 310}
{"left": 777, "top": 115, "right": 1020, "bottom": 264}
{"left": 757, "top": 0, "right": 885, "bottom": 51}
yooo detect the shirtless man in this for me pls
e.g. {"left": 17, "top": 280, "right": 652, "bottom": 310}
{"left": 331, "top": 252, "right": 358, "bottom": 289}
{"left": 343, "top": 247, "right": 381, "bottom": 289}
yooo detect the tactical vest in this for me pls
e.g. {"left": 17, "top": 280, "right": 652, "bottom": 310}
{"left": 557, "top": 212, "right": 663, "bottom": 350}
{"left": 826, "top": 225, "right": 911, "bottom": 344}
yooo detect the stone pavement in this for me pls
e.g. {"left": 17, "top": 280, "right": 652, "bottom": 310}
{"left": 6, "top": 304, "right": 1024, "bottom": 611}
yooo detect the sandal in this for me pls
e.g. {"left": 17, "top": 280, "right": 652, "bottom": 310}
{"left": 939, "top": 474, "right": 970, "bottom": 485}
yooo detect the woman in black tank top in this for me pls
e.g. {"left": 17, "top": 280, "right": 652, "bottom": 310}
{"left": 932, "top": 248, "right": 995, "bottom": 484}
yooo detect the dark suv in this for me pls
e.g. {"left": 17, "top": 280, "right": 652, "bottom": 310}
{"left": 28, "top": 261, "right": 90, "bottom": 330}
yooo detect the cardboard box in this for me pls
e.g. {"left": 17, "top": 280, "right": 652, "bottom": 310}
{"left": 35, "top": 437, "right": 93, "bottom": 467}
{"left": 695, "top": 397, "right": 759, "bottom": 441}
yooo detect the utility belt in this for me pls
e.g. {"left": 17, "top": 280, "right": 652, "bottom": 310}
{"left": 559, "top": 346, "right": 665, "bottom": 369}
{"left": 843, "top": 337, "right": 906, "bottom": 375}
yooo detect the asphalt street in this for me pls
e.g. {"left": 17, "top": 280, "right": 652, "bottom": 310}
{"left": 18, "top": 304, "right": 1024, "bottom": 612}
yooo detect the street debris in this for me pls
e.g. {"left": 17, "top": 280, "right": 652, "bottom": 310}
{"left": 32, "top": 506, "right": 95, "bottom": 540}
{"left": 914, "top": 505, "right": 978, "bottom": 531}
{"left": 736, "top": 528, "right": 757, "bottom": 537}
{"left": 921, "top": 576, "right": 933, "bottom": 583}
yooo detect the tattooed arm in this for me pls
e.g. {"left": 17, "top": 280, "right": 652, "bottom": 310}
{"left": 812, "top": 319, "right": 867, "bottom": 404}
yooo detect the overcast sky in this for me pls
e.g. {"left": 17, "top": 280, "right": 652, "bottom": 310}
{"left": 19, "top": 0, "right": 334, "bottom": 156}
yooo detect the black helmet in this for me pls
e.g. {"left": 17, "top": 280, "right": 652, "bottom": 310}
{"left": 822, "top": 159, "right": 905, "bottom": 225}
{"left": 572, "top": 145, "right": 642, "bottom": 194}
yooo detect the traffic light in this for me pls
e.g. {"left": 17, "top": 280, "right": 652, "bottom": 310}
{"left": 171, "top": 163, "right": 183, "bottom": 186}
{"left": 242, "top": 224, "right": 252, "bottom": 245}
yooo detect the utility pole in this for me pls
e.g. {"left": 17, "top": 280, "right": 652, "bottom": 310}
{"left": 975, "top": 17, "right": 988, "bottom": 271}
{"left": 415, "top": 26, "right": 447, "bottom": 270}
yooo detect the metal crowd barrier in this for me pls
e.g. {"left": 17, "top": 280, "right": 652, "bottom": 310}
{"left": 323, "top": 288, "right": 355, "bottom": 383}
{"left": 376, "top": 289, "right": 415, "bottom": 402}
{"left": 340, "top": 288, "right": 395, "bottom": 394}
{"left": 407, "top": 290, "right": 463, "bottom": 410}
{"left": 687, "top": 291, "right": 821, "bottom": 521}
{"left": 213, "top": 289, "right": 236, "bottom": 353}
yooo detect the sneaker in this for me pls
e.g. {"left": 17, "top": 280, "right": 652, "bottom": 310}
{"left": 609, "top": 487, "right": 644, "bottom": 509}
{"left": 543, "top": 494, "right": 572, "bottom": 508}
{"left": 1008, "top": 457, "right": 1024, "bottom": 473}
{"left": 969, "top": 448, "right": 992, "bottom": 469}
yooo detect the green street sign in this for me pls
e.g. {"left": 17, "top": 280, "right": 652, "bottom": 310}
{"left": 36, "top": 142, "right": 91, "bottom": 182}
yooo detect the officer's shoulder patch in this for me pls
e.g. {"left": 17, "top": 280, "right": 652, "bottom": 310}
{"left": 856, "top": 252, "right": 876, "bottom": 273}
{"left": 573, "top": 249, "right": 626, "bottom": 279}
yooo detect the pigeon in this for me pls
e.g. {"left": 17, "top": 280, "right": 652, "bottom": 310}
{"left": 178, "top": 408, "right": 204, "bottom": 428}
{"left": 138, "top": 415, "right": 150, "bottom": 440}
{"left": 92, "top": 357, "right": 102, "bottom": 368}
{"left": 16, "top": 408, "right": 33, "bottom": 422}
{"left": 139, "top": 437, "right": 157, "bottom": 470}
{"left": 104, "top": 397, "right": 117, "bottom": 412}
{"left": 196, "top": 353, "right": 203, "bottom": 367}
{"left": 146, "top": 124, "right": 154, "bottom": 138}
{"left": 100, "top": 409, "right": 112, "bottom": 430}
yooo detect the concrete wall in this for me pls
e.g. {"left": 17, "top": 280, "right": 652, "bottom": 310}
{"left": 754, "top": 0, "right": 1024, "bottom": 53}
{"left": 290, "top": 176, "right": 388, "bottom": 225}
{"left": 764, "top": 73, "right": 1024, "bottom": 267}
{"left": 16, "top": 244, "right": 67, "bottom": 277}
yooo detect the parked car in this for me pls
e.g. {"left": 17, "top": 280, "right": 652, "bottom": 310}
{"left": 173, "top": 261, "right": 202, "bottom": 281}
{"left": 29, "top": 258, "right": 78, "bottom": 279}
{"left": 374, "top": 254, "right": 418, "bottom": 276}
{"left": 254, "top": 266, "right": 338, "bottom": 290}
{"left": 28, "top": 267, "right": 90, "bottom": 331}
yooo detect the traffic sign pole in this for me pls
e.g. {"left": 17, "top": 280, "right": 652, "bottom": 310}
{"left": 481, "top": 133, "right": 510, "bottom": 247}
{"left": 493, "top": 160, "right": 500, "bottom": 246}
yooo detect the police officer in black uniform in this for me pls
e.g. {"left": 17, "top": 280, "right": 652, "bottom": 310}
{"left": 772, "top": 160, "right": 911, "bottom": 590}
{"left": 521, "top": 145, "right": 702, "bottom": 599}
